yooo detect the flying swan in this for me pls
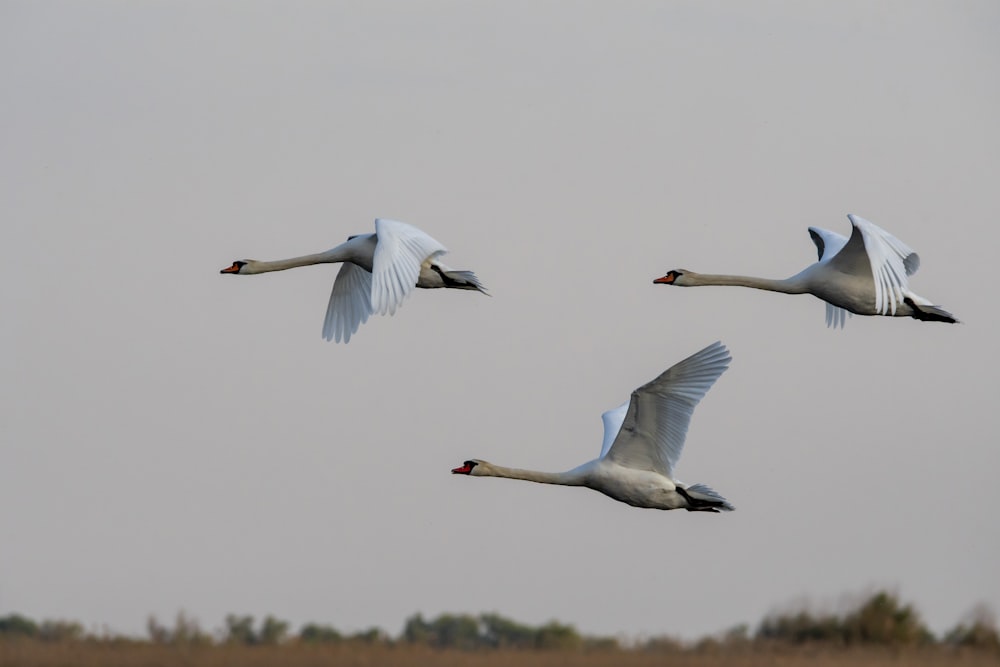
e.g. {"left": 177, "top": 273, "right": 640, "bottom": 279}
{"left": 221, "top": 218, "right": 488, "bottom": 342}
{"left": 452, "top": 341, "right": 735, "bottom": 512}
{"left": 653, "top": 214, "right": 957, "bottom": 327}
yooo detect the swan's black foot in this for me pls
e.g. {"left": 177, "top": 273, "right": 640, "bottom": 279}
{"left": 904, "top": 297, "right": 958, "bottom": 324}
{"left": 676, "top": 486, "right": 726, "bottom": 512}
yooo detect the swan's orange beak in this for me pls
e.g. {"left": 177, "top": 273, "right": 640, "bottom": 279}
{"left": 220, "top": 262, "right": 241, "bottom": 274}
{"left": 451, "top": 463, "right": 474, "bottom": 474}
{"left": 653, "top": 272, "right": 676, "bottom": 285}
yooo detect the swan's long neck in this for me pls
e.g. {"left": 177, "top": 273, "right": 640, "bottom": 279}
{"left": 477, "top": 463, "right": 587, "bottom": 486}
{"left": 681, "top": 272, "right": 809, "bottom": 294}
{"left": 244, "top": 248, "right": 353, "bottom": 274}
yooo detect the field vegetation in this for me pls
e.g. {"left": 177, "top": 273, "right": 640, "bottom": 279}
{"left": 1, "top": 590, "right": 997, "bottom": 666}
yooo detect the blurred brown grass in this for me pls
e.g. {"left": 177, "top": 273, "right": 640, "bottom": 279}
{"left": 1, "top": 641, "right": 997, "bottom": 667}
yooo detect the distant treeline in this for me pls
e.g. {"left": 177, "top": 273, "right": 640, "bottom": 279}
{"left": 1, "top": 591, "right": 997, "bottom": 653}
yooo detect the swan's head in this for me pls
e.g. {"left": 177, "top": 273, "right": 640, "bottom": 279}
{"left": 451, "top": 459, "right": 485, "bottom": 475}
{"left": 653, "top": 269, "right": 687, "bottom": 285}
{"left": 220, "top": 260, "right": 250, "bottom": 275}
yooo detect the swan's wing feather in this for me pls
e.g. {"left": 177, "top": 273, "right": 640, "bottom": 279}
{"left": 323, "top": 262, "right": 373, "bottom": 343}
{"left": 370, "top": 218, "right": 448, "bottom": 316}
{"left": 823, "top": 215, "right": 914, "bottom": 316}
{"left": 824, "top": 302, "right": 852, "bottom": 329}
{"left": 808, "top": 228, "right": 825, "bottom": 261}
{"left": 807, "top": 227, "right": 848, "bottom": 263}
{"left": 606, "top": 341, "right": 731, "bottom": 478}
{"left": 810, "top": 227, "right": 851, "bottom": 326}
{"left": 823, "top": 222, "right": 871, "bottom": 276}
{"left": 851, "top": 215, "right": 915, "bottom": 315}
{"left": 598, "top": 401, "right": 629, "bottom": 459}
{"left": 849, "top": 215, "right": 920, "bottom": 277}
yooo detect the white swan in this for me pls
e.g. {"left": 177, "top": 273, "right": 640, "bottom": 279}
{"left": 452, "top": 342, "right": 735, "bottom": 512}
{"left": 221, "top": 218, "right": 488, "bottom": 343}
{"left": 653, "top": 214, "right": 957, "bottom": 327}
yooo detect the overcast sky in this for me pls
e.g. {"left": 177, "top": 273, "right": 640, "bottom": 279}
{"left": 2, "top": 1, "right": 998, "bottom": 642}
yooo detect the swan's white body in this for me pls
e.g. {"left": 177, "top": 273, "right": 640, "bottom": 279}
{"left": 654, "top": 214, "right": 957, "bottom": 327}
{"left": 452, "top": 342, "right": 734, "bottom": 512}
{"left": 221, "top": 218, "right": 487, "bottom": 342}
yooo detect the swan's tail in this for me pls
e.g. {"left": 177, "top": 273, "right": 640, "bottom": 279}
{"left": 442, "top": 269, "right": 490, "bottom": 295}
{"left": 678, "top": 483, "right": 735, "bottom": 513}
{"left": 905, "top": 298, "right": 959, "bottom": 324}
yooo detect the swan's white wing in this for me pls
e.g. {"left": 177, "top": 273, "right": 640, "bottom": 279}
{"left": 828, "top": 215, "right": 917, "bottom": 316}
{"left": 824, "top": 302, "right": 852, "bottom": 329}
{"left": 807, "top": 227, "right": 848, "bottom": 263}
{"left": 598, "top": 401, "right": 629, "bottom": 459}
{"left": 842, "top": 216, "right": 920, "bottom": 277}
{"left": 370, "top": 218, "right": 447, "bottom": 316}
{"left": 323, "top": 262, "right": 373, "bottom": 343}
{"left": 808, "top": 227, "right": 852, "bottom": 327}
{"left": 606, "top": 341, "right": 731, "bottom": 478}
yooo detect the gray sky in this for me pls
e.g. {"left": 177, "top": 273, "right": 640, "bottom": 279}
{"left": 2, "top": 1, "right": 998, "bottom": 641}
